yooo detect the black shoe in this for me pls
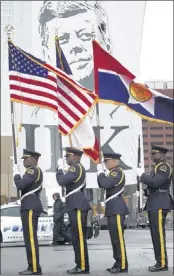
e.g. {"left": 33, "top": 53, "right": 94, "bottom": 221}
{"left": 148, "top": 264, "right": 168, "bottom": 272}
{"left": 106, "top": 261, "right": 118, "bottom": 272}
{"left": 106, "top": 265, "right": 116, "bottom": 272}
{"left": 67, "top": 267, "right": 90, "bottom": 274}
{"left": 50, "top": 242, "right": 58, "bottom": 246}
{"left": 106, "top": 267, "right": 128, "bottom": 274}
{"left": 67, "top": 240, "right": 73, "bottom": 245}
{"left": 18, "top": 270, "right": 42, "bottom": 275}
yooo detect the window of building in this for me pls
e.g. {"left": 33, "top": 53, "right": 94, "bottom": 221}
{"left": 166, "top": 134, "right": 173, "bottom": 138}
{"left": 144, "top": 157, "right": 149, "bottom": 160}
{"left": 145, "top": 165, "right": 149, "bottom": 168}
{"left": 167, "top": 156, "right": 173, "bottom": 161}
{"left": 150, "top": 127, "right": 163, "bottom": 130}
{"left": 151, "top": 142, "right": 164, "bottom": 145}
{"left": 143, "top": 134, "right": 148, "bottom": 138}
{"left": 165, "top": 126, "right": 173, "bottom": 130}
{"left": 166, "top": 142, "right": 173, "bottom": 145}
{"left": 144, "top": 149, "right": 148, "bottom": 153}
{"left": 155, "top": 142, "right": 165, "bottom": 145}
{"left": 143, "top": 127, "right": 148, "bottom": 130}
{"left": 169, "top": 149, "right": 173, "bottom": 152}
{"left": 144, "top": 142, "right": 148, "bottom": 145}
{"left": 150, "top": 134, "right": 163, "bottom": 138}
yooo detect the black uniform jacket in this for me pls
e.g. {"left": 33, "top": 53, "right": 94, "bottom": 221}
{"left": 140, "top": 161, "right": 173, "bottom": 211}
{"left": 14, "top": 165, "right": 43, "bottom": 212}
{"left": 56, "top": 162, "right": 91, "bottom": 212}
{"left": 97, "top": 167, "right": 129, "bottom": 217}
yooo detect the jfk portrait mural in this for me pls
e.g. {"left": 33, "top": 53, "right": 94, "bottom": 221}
{"left": 36, "top": 1, "right": 132, "bottom": 173}
{"left": 38, "top": 0, "right": 112, "bottom": 91}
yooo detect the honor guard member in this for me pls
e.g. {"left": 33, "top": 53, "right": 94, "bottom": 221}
{"left": 137, "top": 145, "right": 173, "bottom": 273}
{"left": 97, "top": 153, "right": 129, "bottom": 274}
{"left": 13, "top": 149, "right": 43, "bottom": 275}
{"left": 56, "top": 147, "right": 90, "bottom": 275}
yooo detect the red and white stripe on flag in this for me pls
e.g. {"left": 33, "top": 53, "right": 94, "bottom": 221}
{"left": 57, "top": 77, "right": 96, "bottom": 135}
{"left": 70, "top": 115, "right": 100, "bottom": 163}
{"left": 9, "top": 71, "right": 58, "bottom": 112}
{"left": 10, "top": 70, "right": 96, "bottom": 136}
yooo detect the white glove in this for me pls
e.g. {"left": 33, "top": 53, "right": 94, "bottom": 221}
{"left": 105, "top": 169, "right": 110, "bottom": 176}
{"left": 97, "top": 164, "right": 105, "bottom": 176}
{"left": 61, "top": 197, "right": 66, "bottom": 203}
{"left": 63, "top": 164, "right": 69, "bottom": 173}
{"left": 13, "top": 164, "right": 20, "bottom": 177}
{"left": 135, "top": 191, "right": 140, "bottom": 197}
{"left": 136, "top": 168, "right": 144, "bottom": 177}
{"left": 57, "top": 158, "right": 64, "bottom": 170}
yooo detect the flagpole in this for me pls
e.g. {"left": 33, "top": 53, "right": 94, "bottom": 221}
{"left": 55, "top": 32, "right": 74, "bottom": 200}
{"left": 55, "top": 33, "right": 73, "bottom": 148}
{"left": 5, "top": 25, "right": 20, "bottom": 200}
{"left": 93, "top": 5, "right": 104, "bottom": 204}
{"left": 54, "top": 34, "right": 65, "bottom": 199}
{"left": 94, "top": 1, "right": 103, "bottom": 162}
{"left": 92, "top": 37, "right": 104, "bottom": 218}
{"left": 137, "top": 135, "right": 142, "bottom": 213}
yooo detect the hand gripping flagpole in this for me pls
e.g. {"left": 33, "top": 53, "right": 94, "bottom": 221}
{"left": 5, "top": 25, "right": 20, "bottom": 200}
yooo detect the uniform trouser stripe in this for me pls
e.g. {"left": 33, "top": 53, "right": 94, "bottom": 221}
{"left": 158, "top": 209, "right": 165, "bottom": 268}
{"left": 117, "top": 215, "right": 126, "bottom": 270}
{"left": 28, "top": 210, "right": 37, "bottom": 272}
{"left": 77, "top": 210, "right": 85, "bottom": 270}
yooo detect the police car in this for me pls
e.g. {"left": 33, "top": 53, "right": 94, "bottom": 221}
{"left": 0, "top": 202, "right": 53, "bottom": 243}
{"left": 0, "top": 202, "right": 99, "bottom": 244}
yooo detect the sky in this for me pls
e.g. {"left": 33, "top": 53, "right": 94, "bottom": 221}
{"left": 140, "top": 1, "right": 173, "bottom": 81}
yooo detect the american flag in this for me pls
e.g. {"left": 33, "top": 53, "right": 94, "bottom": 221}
{"left": 9, "top": 41, "right": 58, "bottom": 113}
{"left": 56, "top": 38, "right": 99, "bottom": 162}
{"left": 8, "top": 40, "right": 97, "bottom": 136}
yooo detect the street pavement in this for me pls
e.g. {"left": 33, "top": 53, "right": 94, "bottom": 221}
{"left": 1, "top": 229, "right": 173, "bottom": 276}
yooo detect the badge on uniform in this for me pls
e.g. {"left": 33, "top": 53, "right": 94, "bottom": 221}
{"left": 110, "top": 171, "right": 117, "bottom": 177}
{"left": 69, "top": 167, "right": 76, "bottom": 172}
{"left": 27, "top": 168, "right": 35, "bottom": 175}
{"left": 159, "top": 165, "right": 167, "bottom": 172}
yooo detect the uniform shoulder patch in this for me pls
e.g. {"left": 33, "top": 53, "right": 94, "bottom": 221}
{"left": 26, "top": 168, "right": 35, "bottom": 175}
{"left": 69, "top": 166, "right": 76, "bottom": 172}
{"left": 159, "top": 165, "right": 168, "bottom": 172}
{"left": 110, "top": 171, "right": 117, "bottom": 177}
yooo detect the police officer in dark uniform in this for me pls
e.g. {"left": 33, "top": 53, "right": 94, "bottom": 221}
{"left": 56, "top": 147, "right": 90, "bottom": 275}
{"left": 97, "top": 153, "right": 129, "bottom": 274}
{"left": 13, "top": 149, "right": 43, "bottom": 275}
{"left": 137, "top": 145, "right": 173, "bottom": 272}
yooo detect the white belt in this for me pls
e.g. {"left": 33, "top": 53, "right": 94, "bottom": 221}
{"left": 65, "top": 182, "right": 85, "bottom": 199}
{"left": 105, "top": 187, "right": 124, "bottom": 203}
{"left": 20, "top": 185, "right": 42, "bottom": 201}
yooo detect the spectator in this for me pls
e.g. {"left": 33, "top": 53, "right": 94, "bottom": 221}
{"left": 52, "top": 193, "right": 71, "bottom": 245}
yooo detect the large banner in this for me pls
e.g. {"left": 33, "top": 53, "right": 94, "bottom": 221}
{"left": 1, "top": 1, "right": 146, "bottom": 188}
